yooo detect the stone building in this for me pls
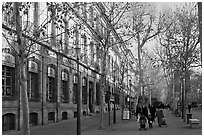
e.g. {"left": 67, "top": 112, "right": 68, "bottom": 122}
{"left": 2, "top": 2, "right": 137, "bottom": 132}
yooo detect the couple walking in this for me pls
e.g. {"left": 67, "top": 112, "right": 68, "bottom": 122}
{"left": 136, "top": 104, "right": 156, "bottom": 120}
{"left": 136, "top": 104, "right": 156, "bottom": 130}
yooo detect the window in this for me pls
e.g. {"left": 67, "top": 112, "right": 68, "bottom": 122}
{"left": 28, "top": 72, "right": 39, "bottom": 99}
{"left": 47, "top": 66, "right": 56, "bottom": 101}
{"left": 47, "top": 77, "right": 55, "bottom": 101}
{"left": 2, "top": 113, "right": 15, "bottom": 132}
{"left": 62, "top": 112, "right": 68, "bottom": 120}
{"left": 61, "top": 71, "right": 69, "bottom": 102}
{"left": 48, "top": 112, "right": 55, "bottom": 122}
{"left": 29, "top": 113, "right": 38, "bottom": 126}
{"left": 2, "top": 66, "right": 15, "bottom": 97}
{"left": 82, "top": 78, "right": 87, "bottom": 104}
{"left": 96, "top": 82, "right": 100, "bottom": 105}
{"left": 73, "top": 75, "right": 78, "bottom": 104}
{"left": 61, "top": 80, "right": 68, "bottom": 102}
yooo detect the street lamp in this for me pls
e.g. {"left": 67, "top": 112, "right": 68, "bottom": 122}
{"left": 113, "top": 70, "right": 116, "bottom": 124}
{"left": 75, "top": 46, "right": 81, "bottom": 135}
{"left": 129, "top": 79, "right": 132, "bottom": 119}
{"left": 120, "top": 85, "right": 124, "bottom": 120}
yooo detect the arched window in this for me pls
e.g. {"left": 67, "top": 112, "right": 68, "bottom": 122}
{"left": 73, "top": 74, "right": 78, "bottom": 104}
{"left": 48, "top": 112, "right": 55, "bottom": 122}
{"left": 62, "top": 112, "right": 68, "bottom": 120}
{"left": 2, "top": 113, "right": 15, "bottom": 132}
{"left": 82, "top": 77, "right": 87, "bottom": 104}
{"left": 47, "top": 65, "right": 56, "bottom": 101}
{"left": 28, "top": 60, "right": 39, "bottom": 100}
{"left": 61, "top": 70, "right": 69, "bottom": 102}
{"left": 29, "top": 112, "right": 38, "bottom": 126}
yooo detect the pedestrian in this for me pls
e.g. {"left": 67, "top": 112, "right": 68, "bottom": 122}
{"left": 149, "top": 104, "right": 156, "bottom": 122}
{"left": 136, "top": 105, "right": 142, "bottom": 119}
{"left": 141, "top": 105, "right": 148, "bottom": 118}
{"left": 148, "top": 115, "right": 154, "bottom": 128}
{"left": 138, "top": 114, "right": 147, "bottom": 130}
{"left": 156, "top": 105, "right": 164, "bottom": 127}
{"left": 187, "top": 103, "right": 192, "bottom": 113}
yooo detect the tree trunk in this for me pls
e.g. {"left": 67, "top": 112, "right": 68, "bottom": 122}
{"left": 15, "top": 2, "right": 30, "bottom": 134}
{"left": 99, "top": 50, "right": 107, "bottom": 129}
{"left": 19, "top": 58, "right": 30, "bottom": 134}
{"left": 183, "top": 68, "right": 190, "bottom": 122}
{"left": 137, "top": 35, "right": 143, "bottom": 105}
{"left": 181, "top": 76, "right": 185, "bottom": 119}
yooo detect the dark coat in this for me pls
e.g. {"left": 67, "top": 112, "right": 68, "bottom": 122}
{"left": 136, "top": 106, "right": 142, "bottom": 114}
{"left": 139, "top": 115, "right": 147, "bottom": 124}
{"left": 188, "top": 104, "right": 191, "bottom": 110}
{"left": 149, "top": 106, "right": 156, "bottom": 116}
{"left": 142, "top": 107, "right": 148, "bottom": 118}
{"left": 156, "top": 109, "right": 164, "bottom": 124}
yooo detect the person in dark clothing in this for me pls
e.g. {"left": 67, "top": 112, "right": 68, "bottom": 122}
{"left": 187, "top": 103, "right": 192, "bottom": 113}
{"left": 139, "top": 114, "right": 147, "bottom": 130}
{"left": 149, "top": 104, "right": 156, "bottom": 122}
{"left": 148, "top": 115, "right": 154, "bottom": 128}
{"left": 156, "top": 107, "right": 164, "bottom": 127}
{"left": 136, "top": 105, "right": 142, "bottom": 118}
{"left": 141, "top": 105, "right": 148, "bottom": 118}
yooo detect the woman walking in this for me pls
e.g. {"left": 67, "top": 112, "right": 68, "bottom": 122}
{"left": 156, "top": 105, "right": 165, "bottom": 127}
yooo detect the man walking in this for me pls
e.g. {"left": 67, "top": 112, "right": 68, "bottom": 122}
{"left": 187, "top": 103, "right": 192, "bottom": 113}
{"left": 149, "top": 104, "right": 156, "bottom": 122}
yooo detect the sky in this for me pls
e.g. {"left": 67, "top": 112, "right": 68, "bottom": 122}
{"left": 131, "top": 2, "right": 193, "bottom": 55}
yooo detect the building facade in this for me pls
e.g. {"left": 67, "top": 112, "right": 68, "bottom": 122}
{"left": 2, "top": 2, "right": 137, "bottom": 132}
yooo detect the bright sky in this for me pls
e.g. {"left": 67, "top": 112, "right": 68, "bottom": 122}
{"left": 131, "top": 2, "right": 189, "bottom": 57}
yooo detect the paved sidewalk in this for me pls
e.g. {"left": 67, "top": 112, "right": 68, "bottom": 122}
{"left": 3, "top": 110, "right": 123, "bottom": 135}
{"left": 83, "top": 109, "right": 202, "bottom": 135}
{"left": 3, "top": 109, "right": 202, "bottom": 135}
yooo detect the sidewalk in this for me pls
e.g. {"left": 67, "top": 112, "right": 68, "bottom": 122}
{"left": 83, "top": 109, "right": 202, "bottom": 135}
{"left": 3, "top": 110, "right": 123, "bottom": 135}
{"left": 3, "top": 109, "right": 202, "bottom": 135}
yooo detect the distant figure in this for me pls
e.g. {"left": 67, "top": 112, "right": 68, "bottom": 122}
{"left": 149, "top": 104, "right": 156, "bottom": 122}
{"left": 136, "top": 105, "right": 142, "bottom": 118}
{"left": 139, "top": 114, "right": 147, "bottom": 130}
{"left": 166, "top": 104, "right": 170, "bottom": 110}
{"left": 141, "top": 105, "right": 148, "bottom": 118}
{"left": 188, "top": 103, "right": 192, "bottom": 113}
{"left": 156, "top": 107, "right": 164, "bottom": 127}
{"left": 148, "top": 115, "right": 154, "bottom": 128}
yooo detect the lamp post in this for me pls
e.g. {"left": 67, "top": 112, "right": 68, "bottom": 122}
{"left": 108, "top": 85, "right": 111, "bottom": 126}
{"left": 129, "top": 80, "right": 131, "bottom": 119}
{"left": 120, "top": 85, "right": 124, "bottom": 120}
{"left": 75, "top": 46, "right": 81, "bottom": 135}
{"left": 113, "top": 70, "right": 116, "bottom": 124}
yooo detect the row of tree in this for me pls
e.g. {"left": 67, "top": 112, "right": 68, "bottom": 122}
{"left": 153, "top": 3, "right": 201, "bottom": 121}
{"left": 2, "top": 2, "right": 201, "bottom": 134}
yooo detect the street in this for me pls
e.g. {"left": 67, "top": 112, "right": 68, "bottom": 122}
{"left": 4, "top": 108, "right": 201, "bottom": 135}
